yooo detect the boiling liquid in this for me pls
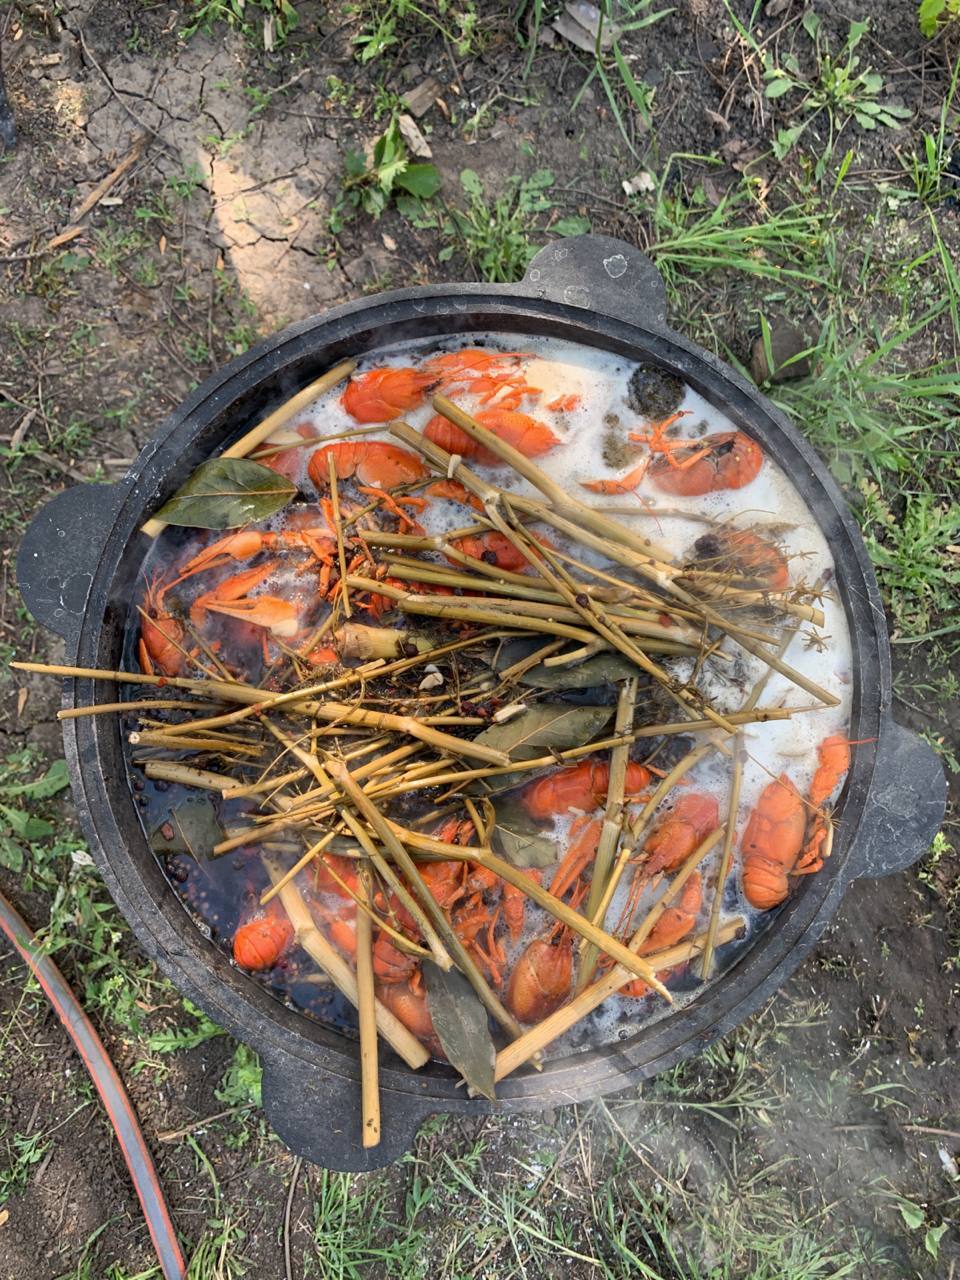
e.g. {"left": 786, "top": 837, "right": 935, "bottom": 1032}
{"left": 125, "top": 333, "right": 852, "bottom": 1057}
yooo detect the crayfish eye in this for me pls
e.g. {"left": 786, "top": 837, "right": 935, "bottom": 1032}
{"left": 482, "top": 550, "right": 498, "bottom": 565}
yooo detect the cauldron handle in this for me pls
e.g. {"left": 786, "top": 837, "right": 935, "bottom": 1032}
{"left": 16, "top": 483, "right": 125, "bottom": 645}
{"left": 260, "top": 1051, "right": 432, "bottom": 1172}
{"left": 518, "top": 234, "right": 668, "bottom": 329}
{"left": 844, "top": 714, "right": 946, "bottom": 881}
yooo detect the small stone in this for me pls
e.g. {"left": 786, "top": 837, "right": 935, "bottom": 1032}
{"left": 750, "top": 322, "right": 814, "bottom": 384}
{"left": 622, "top": 171, "right": 655, "bottom": 197}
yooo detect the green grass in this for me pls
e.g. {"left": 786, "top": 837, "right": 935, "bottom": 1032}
{"left": 415, "top": 168, "right": 590, "bottom": 282}
{"left": 184, "top": 1136, "right": 249, "bottom": 1278}
{"left": 0, "top": 749, "right": 168, "bottom": 1034}
{"left": 0, "top": 1125, "right": 51, "bottom": 1204}
{"left": 181, "top": 0, "right": 299, "bottom": 48}
{"left": 350, "top": 0, "right": 482, "bottom": 65}
{"left": 341, "top": 1098, "right": 888, "bottom": 1280}
{"left": 601, "top": 1171, "right": 880, "bottom": 1279}
{"left": 306, "top": 1168, "right": 428, "bottom": 1278}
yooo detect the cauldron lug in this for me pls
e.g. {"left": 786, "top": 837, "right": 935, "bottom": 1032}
{"left": 16, "top": 483, "right": 126, "bottom": 645}
{"left": 260, "top": 1050, "right": 433, "bottom": 1172}
{"left": 518, "top": 234, "right": 668, "bottom": 330}
{"left": 844, "top": 715, "right": 947, "bottom": 882}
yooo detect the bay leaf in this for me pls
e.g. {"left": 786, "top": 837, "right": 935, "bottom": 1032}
{"left": 491, "top": 799, "right": 559, "bottom": 868}
{"left": 518, "top": 652, "right": 639, "bottom": 691}
{"left": 470, "top": 704, "right": 612, "bottom": 794}
{"left": 472, "top": 703, "right": 612, "bottom": 760}
{"left": 490, "top": 636, "right": 549, "bottom": 672}
{"left": 150, "top": 797, "right": 223, "bottom": 860}
{"left": 423, "top": 961, "right": 496, "bottom": 1101}
{"left": 491, "top": 639, "right": 639, "bottom": 691}
{"left": 153, "top": 458, "right": 297, "bottom": 529}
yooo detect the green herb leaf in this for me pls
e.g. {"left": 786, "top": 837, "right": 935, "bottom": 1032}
{"left": 896, "top": 1200, "right": 925, "bottom": 1231}
{"left": 773, "top": 124, "right": 805, "bottom": 158}
{"left": 847, "top": 18, "right": 868, "bottom": 48}
{"left": 764, "top": 78, "right": 794, "bottom": 99}
{"left": 154, "top": 458, "right": 296, "bottom": 529}
{"left": 491, "top": 800, "right": 558, "bottom": 868}
{"left": 423, "top": 961, "right": 496, "bottom": 1101}
{"left": 395, "top": 163, "right": 441, "bottom": 199}
{"left": 0, "top": 837, "right": 24, "bottom": 872}
{"left": 925, "top": 1223, "right": 948, "bottom": 1259}
{"left": 553, "top": 215, "right": 592, "bottom": 237}
{"left": 802, "top": 10, "right": 822, "bottom": 39}
{"left": 523, "top": 654, "right": 638, "bottom": 691}
{"left": 0, "top": 804, "right": 54, "bottom": 841}
{"left": 919, "top": 0, "right": 946, "bottom": 36}
{"left": 0, "top": 759, "right": 69, "bottom": 800}
{"left": 471, "top": 704, "right": 612, "bottom": 794}
{"left": 491, "top": 637, "right": 638, "bottom": 690}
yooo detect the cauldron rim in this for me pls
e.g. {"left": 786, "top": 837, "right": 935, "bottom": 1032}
{"left": 19, "top": 236, "right": 945, "bottom": 1170}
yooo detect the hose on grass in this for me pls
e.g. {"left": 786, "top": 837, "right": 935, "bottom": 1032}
{"left": 0, "top": 887, "right": 186, "bottom": 1280}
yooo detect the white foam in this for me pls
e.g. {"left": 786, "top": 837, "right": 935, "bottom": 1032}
{"left": 244, "top": 334, "right": 853, "bottom": 1053}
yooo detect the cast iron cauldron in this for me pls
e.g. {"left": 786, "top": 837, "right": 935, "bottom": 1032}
{"left": 16, "top": 236, "right": 946, "bottom": 1172}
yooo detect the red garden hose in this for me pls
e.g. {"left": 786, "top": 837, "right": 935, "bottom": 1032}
{"left": 0, "top": 887, "right": 186, "bottom": 1280}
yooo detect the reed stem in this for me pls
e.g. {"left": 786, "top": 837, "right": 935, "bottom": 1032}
{"left": 494, "top": 919, "right": 744, "bottom": 1081}
{"left": 143, "top": 761, "right": 236, "bottom": 791}
{"left": 328, "top": 452, "right": 353, "bottom": 619}
{"left": 58, "top": 699, "right": 206, "bottom": 720}
{"left": 578, "top": 678, "right": 636, "bottom": 989}
{"left": 355, "top": 862, "right": 380, "bottom": 1148}
{"left": 140, "top": 359, "right": 356, "bottom": 538}
{"left": 262, "top": 857, "right": 429, "bottom": 1071}
{"left": 327, "top": 761, "right": 524, "bottom": 1038}
{"left": 700, "top": 739, "right": 744, "bottom": 981}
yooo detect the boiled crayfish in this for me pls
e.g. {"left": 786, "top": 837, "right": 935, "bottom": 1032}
{"left": 521, "top": 759, "right": 651, "bottom": 821}
{"left": 741, "top": 735, "right": 851, "bottom": 909}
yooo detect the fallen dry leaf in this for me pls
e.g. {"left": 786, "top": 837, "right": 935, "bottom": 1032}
{"left": 398, "top": 113, "right": 432, "bottom": 159}
{"left": 552, "top": 2, "right": 620, "bottom": 54}
{"left": 402, "top": 76, "right": 442, "bottom": 119}
{"left": 705, "top": 108, "right": 731, "bottom": 131}
{"left": 721, "top": 137, "right": 763, "bottom": 172}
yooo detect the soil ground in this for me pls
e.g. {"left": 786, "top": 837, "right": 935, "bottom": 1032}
{"left": 1, "top": 1, "right": 958, "bottom": 1277}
